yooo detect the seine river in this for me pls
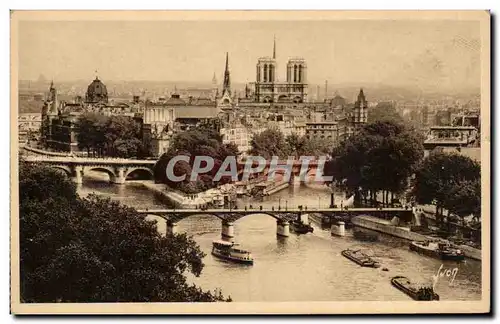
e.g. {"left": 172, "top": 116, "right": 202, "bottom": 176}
{"left": 78, "top": 176, "right": 482, "bottom": 302}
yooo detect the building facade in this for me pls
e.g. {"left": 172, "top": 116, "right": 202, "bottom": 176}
{"left": 142, "top": 102, "right": 176, "bottom": 157}
{"left": 40, "top": 78, "right": 141, "bottom": 153}
{"left": 306, "top": 121, "right": 339, "bottom": 143}
{"left": 18, "top": 113, "right": 42, "bottom": 145}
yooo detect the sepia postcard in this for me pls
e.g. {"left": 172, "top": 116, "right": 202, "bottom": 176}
{"left": 10, "top": 10, "right": 490, "bottom": 315}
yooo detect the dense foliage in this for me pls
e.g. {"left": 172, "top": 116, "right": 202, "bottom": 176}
{"left": 153, "top": 127, "right": 239, "bottom": 194}
{"left": 20, "top": 163, "right": 230, "bottom": 302}
{"left": 77, "top": 113, "right": 147, "bottom": 158}
{"left": 368, "top": 101, "right": 405, "bottom": 124}
{"left": 411, "top": 151, "right": 481, "bottom": 224}
{"left": 249, "top": 128, "right": 334, "bottom": 159}
{"left": 325, "top": 120, "right": 425, "bottom": 205}
{"left": 249, "top": 129, "right": 289, "bottom": 159}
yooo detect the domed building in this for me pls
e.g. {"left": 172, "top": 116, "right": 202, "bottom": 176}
{"left": 85, "top": 76, "right": 108, "bottom": 104}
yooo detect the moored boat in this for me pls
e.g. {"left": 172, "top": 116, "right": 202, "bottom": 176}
{"left": 410, "top": 240, "right": 465, "bottom": 261}
{"left": 341, "top": 249, "right": 380, "bottom": 268}
{"left": 289, "top": 219, "right": 314, "bottom": 234}
{"left": 391, "top": 276, "right": 440, "bottom": 301}
{"left": 211, "top": 240, "right": 254, "bottom": 265}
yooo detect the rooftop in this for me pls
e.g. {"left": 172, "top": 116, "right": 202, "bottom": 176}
{"left": 174, "top": 106, "right": 219, "bottom": 119}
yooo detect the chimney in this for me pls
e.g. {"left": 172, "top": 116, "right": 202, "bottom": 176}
{"left": 324, "top": 80, "right": 328, "bottom": 102}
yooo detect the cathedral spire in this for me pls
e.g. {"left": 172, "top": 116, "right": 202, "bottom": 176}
{"left": 222, "top": 52, "right": 231, "bottom": 96}
{"left": 273, "top": 36, "right": 277, "bottom": 60}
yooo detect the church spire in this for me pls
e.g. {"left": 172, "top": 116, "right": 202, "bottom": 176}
{"left": 222, "top": 52, "right": 231, "bottom": 96}
{"left": 273, "top": 36, "right": 276, "bottom": 59}
{"left": 357, "top": 88, "right": 366, "bottom": 103}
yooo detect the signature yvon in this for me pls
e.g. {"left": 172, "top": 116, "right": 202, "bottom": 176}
{"left": 432, "top": 264, "right": 459, "bottom": 290}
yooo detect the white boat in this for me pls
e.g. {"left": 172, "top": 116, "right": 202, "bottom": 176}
{"left": 211, "top": 240, "right": 254, "bottom": 265}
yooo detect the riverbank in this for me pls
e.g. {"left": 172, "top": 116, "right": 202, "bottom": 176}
{"left": 140, "top": 182, "right": 200, "bottom": 208}
{"left": 262, "top": 180, "right": 289, "bottom": 195}
{"left": 351, "top": 215, "right": 481, "bottom": 261}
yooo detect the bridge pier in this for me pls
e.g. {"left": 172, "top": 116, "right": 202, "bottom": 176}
{"left": 71, "top": 166, "right": 83, "bottom": 184}
{"left": 331, "top": 221, "right": 345, "bottom": 237}
{"left": 221, "top": 221, "right": 235, "bottom": 242}
{"left": 276, "top": 220, "right": 290, "bottom": 237}
{"left": 166, "top": 220, "right": 178, "bottom": 236}
{"left": 111, "top": 167, "right": 126, "bottom": 184}
{"left": 289, "top": 175, "right": 302, "bottom": 186}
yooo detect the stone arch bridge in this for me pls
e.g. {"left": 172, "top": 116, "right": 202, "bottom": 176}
{"left": 138, "top": 207, "right": 413, "bottom": 240}
{"left": 22, "top": 156, "right": 156, "bottom": 184}
{"left": 22, "top": 156, "right": 325, "bottom": 185}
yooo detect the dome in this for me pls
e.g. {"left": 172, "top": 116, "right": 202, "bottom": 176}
{"left": 85, "top": 77, "right": 108, "bottom": 103}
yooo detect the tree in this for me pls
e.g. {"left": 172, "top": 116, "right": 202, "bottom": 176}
{"left": 411, "top": 151, "right": 480, "bottom": 225}
{"left": 325, "top": 120, "right": 424, "bottom": 206}
{"left": 249, "top": 128, "right": 290, "bottom": 159}
{"left": 154, "top": 127, "right": 239, "bottom": 194}
{"left": 444, "top": 179, "right": 481, "bottom": 225}
{"left": 77, "top": 114, "right": 146, "bottom": 158}
{"left": 285, "top": 134, "right": 334, "bottom": 158}
{"left": 285, "top": 133, "right": 305, "bottom": 159}
{"left": 368, "top": 101, "right": 404, "bottom": 124}
{"left": 77, "top": 113, "right": 107, "bottom": 156}
{"left": 20, "top": 162, "right": 230, "bottom": 302}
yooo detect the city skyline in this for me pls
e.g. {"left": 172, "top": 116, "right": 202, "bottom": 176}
{"left": 19, "top": 20, "right": 480, "bottom": 92}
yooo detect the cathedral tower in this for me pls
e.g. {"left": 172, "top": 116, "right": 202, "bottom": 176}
{"left": 286, "top": 58, "right": 307, "bottom": 84}
{"left": 254, "top": 39, "right": 278, "bottom": 102}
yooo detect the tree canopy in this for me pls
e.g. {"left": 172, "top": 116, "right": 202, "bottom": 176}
{"left": 325, "top": 120, "right": 424, "bottom": 204}
{"left": 154, "top": 127, "right": 239, "bottom": 194}
{"left": 368, "top": 101, "right": 404, "bottom": 124}
{"left": 411, "top": 151, "right": 481, "bottom": 223}
{"left": 77, "top": 113, "right": 147, "bottom": 158}
{"left": 249, "top": 128, "right": 289, "bottom": 159}
{"left": 20, "top": 162, "right": 230, "bottom": 302}
{"left": 250, "top": 128, "right": 334, "bottom": 160}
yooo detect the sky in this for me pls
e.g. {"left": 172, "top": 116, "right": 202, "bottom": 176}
{"left": 17, "top": 19, "right": 481, "bottom": 91}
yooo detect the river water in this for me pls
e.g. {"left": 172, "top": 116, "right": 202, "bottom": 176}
{"left": 78, "top": 177, "right": 482, "bottom": 302}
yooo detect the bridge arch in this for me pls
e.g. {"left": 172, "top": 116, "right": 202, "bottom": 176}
{"left": 231, "top": 212, "right": 281, "bottom": 222}
{"left": 125, "top": 167, "right": 154, "bottom": 180}
{"left": 84, "top": 166, "right": 117, "bottom": 181}
{"left": 49, "top": 165, "right": 72, "bottom": 177}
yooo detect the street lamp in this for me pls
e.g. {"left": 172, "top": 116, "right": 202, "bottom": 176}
{"left": 285, "top": 200, "right": 288, "bottom": 210}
